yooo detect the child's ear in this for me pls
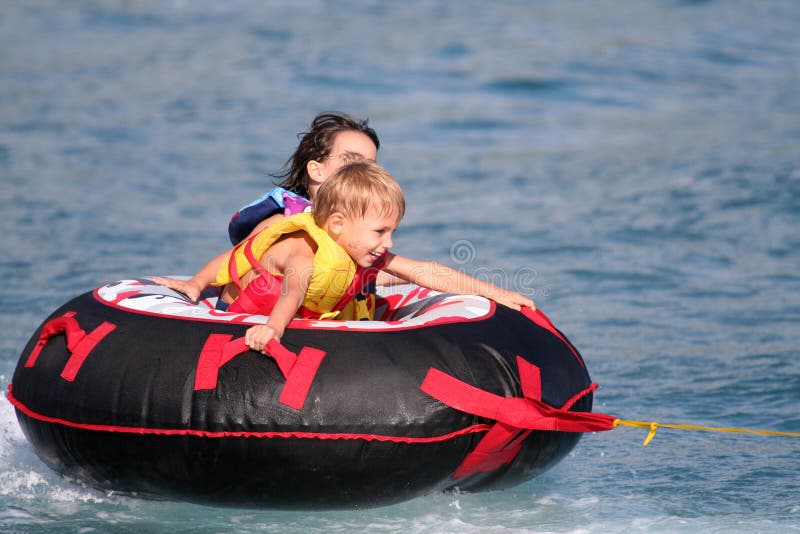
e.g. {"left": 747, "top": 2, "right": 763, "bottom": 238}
{"left": 326, "top": 212, "right": 346, "bottom": 237}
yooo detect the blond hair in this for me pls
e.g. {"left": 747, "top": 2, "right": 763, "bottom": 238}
{"left": 313, "top": 161, "right": 405, "bottom": 224}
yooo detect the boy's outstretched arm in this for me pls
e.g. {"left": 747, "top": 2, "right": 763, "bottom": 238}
{"left": 152, "top": 213, "right": 286, "bottom": 302}
{"left": 382, "top": 253, "right": 535, "bottom": 311}
{"left": 151, "top": 250, "right": 229, "bottom": 302}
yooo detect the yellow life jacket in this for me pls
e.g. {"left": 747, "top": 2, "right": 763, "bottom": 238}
{"left": 214, "top": 212, "right": 358, "bottom": 320}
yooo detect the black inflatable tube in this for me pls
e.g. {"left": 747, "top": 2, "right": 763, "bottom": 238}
{"left": 9, "top": 281, "right": 595, "bottom": 509}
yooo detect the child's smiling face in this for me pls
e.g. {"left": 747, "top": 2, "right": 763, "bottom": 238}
{"left": 333, "top": 202, "right": 400, "bottom": 268}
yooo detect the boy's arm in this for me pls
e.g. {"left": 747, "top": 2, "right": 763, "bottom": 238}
{"left": 244, "top": 235, "right": 314, "bottom": 351}
{"left": 152, "top": 214, "right": 286, "bottom": 301}
{"left": 375, "top": 270, "right": 407, "bottom": 286}
{"left": 151, "top": 250, "right": 229, "bottom": 302}
{"left": 382, "top": 253, "right": 535, "bottom": 311}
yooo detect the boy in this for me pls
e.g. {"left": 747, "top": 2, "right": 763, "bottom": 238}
{"left": 157, "top": 161, "right": 534, "bottom": 352}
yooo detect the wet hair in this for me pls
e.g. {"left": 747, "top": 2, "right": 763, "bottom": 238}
{"left": 273, "top": 112, "right": 380, "bottom": 198}
{"left": 314, "top": 161, "right": 405, "bottom": 225}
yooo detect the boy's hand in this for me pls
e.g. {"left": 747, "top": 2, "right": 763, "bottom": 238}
{"left": 492, "top": 289, "right": 535, "bottom": 311}
{"left": 151, "top": 276, "right": 202, "bottom": 302}
{"left": 245, "top": 324, "right": 283, "bottom": 353}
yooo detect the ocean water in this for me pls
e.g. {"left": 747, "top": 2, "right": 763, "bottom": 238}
{"left": 1, "top": 0, "right": 799, "bottom": 532}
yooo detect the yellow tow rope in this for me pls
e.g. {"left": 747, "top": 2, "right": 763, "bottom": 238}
{"left": 613, "top": 418, "right": 800, "bottom": 446}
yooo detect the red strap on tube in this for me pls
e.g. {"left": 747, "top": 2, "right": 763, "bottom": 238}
{"left": 24, "top": 312, "right": 116, "bottom": 382}
{"left": 420, "top": 356, "right": 616, "bottom": 479}
{"left": 194, "top": 334, "right": 326, "bottom": 411}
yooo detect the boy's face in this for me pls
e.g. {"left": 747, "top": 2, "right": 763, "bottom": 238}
{"left": 333, "top": 203, "right": 400, "bottom": 268}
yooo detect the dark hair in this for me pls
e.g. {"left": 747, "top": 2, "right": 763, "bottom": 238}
{"left": 273, "top": 112, "right": 380, "bottom": 198}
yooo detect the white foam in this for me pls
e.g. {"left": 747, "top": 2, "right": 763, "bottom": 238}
{"left": 0, "top": 377, "right": 28, "bottom": 467}
{"left": 1, "top": 377, "right": 113, "bottom": 507}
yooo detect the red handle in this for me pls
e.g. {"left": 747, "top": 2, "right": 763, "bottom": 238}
{"left": 194, "top": 334, "right": 326, "bottom": 411}
{"left": 25, "top": 312, "right": 116, "bottom": 381}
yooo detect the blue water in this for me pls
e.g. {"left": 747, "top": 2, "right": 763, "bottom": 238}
{"left": 2, "top": 1, "right": 799, "bottom": 531}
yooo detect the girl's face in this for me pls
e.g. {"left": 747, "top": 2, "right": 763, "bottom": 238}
{"left": 331, "top": 203, "right": 399, "bottom": 269}
{"left": 306, "top": 131, "right": 378, "bottom": 198}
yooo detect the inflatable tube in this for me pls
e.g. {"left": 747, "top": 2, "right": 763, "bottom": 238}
{"left": 9, "top": 278, "right": 603, "bottom": 509}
